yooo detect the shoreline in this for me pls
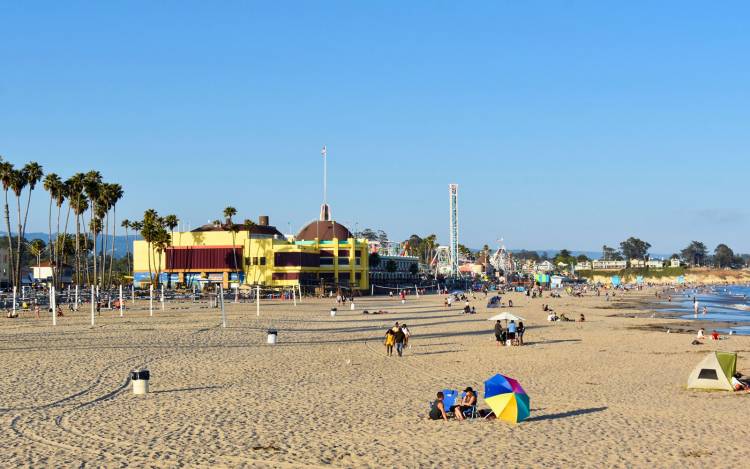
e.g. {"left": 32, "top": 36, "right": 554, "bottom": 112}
{"left": 606, "top": 291, "right": 750, "bottom": 335}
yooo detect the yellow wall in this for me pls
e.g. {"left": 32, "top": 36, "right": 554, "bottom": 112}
{"left": 133, "top": 231, "right": 370, "bottom": 290}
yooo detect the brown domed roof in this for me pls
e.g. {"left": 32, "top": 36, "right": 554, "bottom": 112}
{"left": 297, "top": 220, "right": 353, "bottom": 241}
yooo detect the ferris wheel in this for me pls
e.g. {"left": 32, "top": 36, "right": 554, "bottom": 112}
{"left": 490, "top": 238, "right": 513, "bottom": 274}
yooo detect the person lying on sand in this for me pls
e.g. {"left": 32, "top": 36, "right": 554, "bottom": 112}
{"left": 731, "top": 373, "right": 750, "bottom": 392}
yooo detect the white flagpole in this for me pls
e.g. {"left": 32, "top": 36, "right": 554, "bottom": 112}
{"left": 119, "top": 284, "right": 124, "bottom": 317}
{"left": 322, "top": 145, "right": 327, "bottom": 207}
{"left": 256, "top": 285, "right": 260, "bottom": 317}
{"left": 149, "top": 284, "right": 154, "bottom": 316}
{"left": 75, "top": 285, "right": 79, "bottom": 311}
{"left": 12, "top": 286, "right": 16, "bottom": 318}
{"left": 51, "top": 286, "right": 56, "bottom": 326}
{"left": 161, "top": 284, "right": 165, "bottom": 311}
{"left": 220, "top": 285, "right": 226, "bottom": 328}
{"left": 90, "top": 288, "right": 95, "bottom": 326}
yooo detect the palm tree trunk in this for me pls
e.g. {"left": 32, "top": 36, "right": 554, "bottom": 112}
{"left": 147, "top": 242, "right": 153, "bottom": 286}
{"left": 4, "top": 190, "right": 15, "bottom": 287}
{"left": 60, "top": 203, "right": 71, "bottom": 286}
{"left": 15, "top": 194, "right": 23, "bottom": 288}
{"left": 101, "top": 211, "right": 108, "bottom": 288}
{"left": 124, "top": 225, "right": 131, "bottom": 276}
{"left": 48, "top": 195, "right": 53, "bottom": 287}
{"left": 89, "top": 204, "right": 96, "bottom": 289}
{"left": 109, "top": 205, "right": 116, "bottom": 287}
{"left": 82, "top": 212, "right": 91, "bottom": 287}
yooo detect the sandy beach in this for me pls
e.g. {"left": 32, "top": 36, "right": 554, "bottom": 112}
{"left": 1, "top": 289, "right": 748, "bottom": 468}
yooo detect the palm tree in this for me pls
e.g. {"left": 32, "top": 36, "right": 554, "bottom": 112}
{"left": 121, "top": 219, "right": 132, "bottom": 276}
{"left": 223, "top": 206, "right": 237, "bottom": 226}
{"left": 67, "top": 174, "right": 86, "bottom": 285}
{"left": 83, "top": 171, "right": 102, "bottom": 286}
{"left": 106, "top": 183, "right": 123, "bottom": 288}
{"left": 152, "top": 225, "right": 171, "bottom": 289}
{"left": 141, "top": 210, "right": 159, "bottom": 285}
{"left": 10, "top": 169, "right": 28, "bottom": 287}
{"left": 0, "top": 159, "right": 16, "bottom": 286}
{"left": 21, "top": 162, "right": 43, "bottom": 243}
{"left": 163, "top": 214, "right": 179, "bottom": 243}
{"left": 43, "top": 173, "right": 62, "bottom": 266}
{"left": 29, "top": 239, "right": 46, "bottom": 282}
{"left": 56, "top": 179, "right": 70, "bottom": 287}
{"left": 223, "top": 207, "right": 238, "bottom": 279}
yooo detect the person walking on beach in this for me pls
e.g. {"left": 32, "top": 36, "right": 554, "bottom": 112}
{"left": 402, "top": 324, "right": 412, "bottom": 349}
{"left": 517, "top": 321, "right": 525, "bottom": 345}
{"left": 384, "top": 328, "right": 396, "bottom": 356}
{"left": 394, "top": 326, "right": 406, "bottom": 357}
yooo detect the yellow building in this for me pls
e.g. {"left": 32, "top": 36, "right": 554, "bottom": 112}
{"left": 132, "top": 215, "right": 369, "bottom": 291}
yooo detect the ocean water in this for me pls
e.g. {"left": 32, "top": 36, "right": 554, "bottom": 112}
{"left": 671, "top": 285, "right": 750, "bottom": 335}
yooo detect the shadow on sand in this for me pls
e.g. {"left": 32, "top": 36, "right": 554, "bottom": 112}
{"left": 525, "top": 406, "right": 607, "bottom": 422}
{"left": 151, "top": 385, "right": 223, "bottom": 394}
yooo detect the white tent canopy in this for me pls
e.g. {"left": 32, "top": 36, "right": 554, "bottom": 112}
{"left": 487, "top": 312, "right": 526, "bottom": 322}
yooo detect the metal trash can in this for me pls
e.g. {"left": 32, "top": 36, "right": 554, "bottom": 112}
{"left": 131, "top": 369, "right": 150, "bottom": 395}
{"left": 267, "top": 329, "right": 278, "bottom": 344}
{"left": 330, "top": 308, "right": 337, "bottom": 317}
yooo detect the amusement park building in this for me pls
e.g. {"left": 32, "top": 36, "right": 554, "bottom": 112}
{"left": 132, "top": 215, "right": 370, "bottom": 291}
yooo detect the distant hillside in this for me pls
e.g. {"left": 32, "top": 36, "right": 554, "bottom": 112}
{"left": 2, "top": 232, "right": 139, "bottom": 258}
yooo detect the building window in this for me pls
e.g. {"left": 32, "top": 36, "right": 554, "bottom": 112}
{"left": 253, "top": 257, "right": 258, "bottom": 265}
{"left": 260, "top": 257, "right": 266, "bottom": 265}
{"left": 338, "top": 258, "right": 350, "bottom": 266}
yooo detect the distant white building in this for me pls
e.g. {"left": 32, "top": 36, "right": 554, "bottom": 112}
{"left": 31, "top": 262, "right": 74, "bottom": 284}
{"left": 646, "top": 259, "right": 664, "bottom": 269}
{"left": 576, "top": 261, "right": 593, "bottom": 270}
{"left": 629, "top": 259, "right": 646, "bottom": 268}
{"left": 592, "top": 260, "right": 627, "bottom": 270}
{"left": 536, "top": 260, "right": 555, "bottom": 273}
{"left": 670, "top": 258, "right": 682, "bottom": 268}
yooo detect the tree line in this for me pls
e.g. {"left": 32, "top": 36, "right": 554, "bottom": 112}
{"left": 0, "top": 156, "right": 132, "bottom": 289}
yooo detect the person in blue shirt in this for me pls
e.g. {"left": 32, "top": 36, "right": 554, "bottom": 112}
{"left": 508, "top": 320, "right": 517, "bottom": 345}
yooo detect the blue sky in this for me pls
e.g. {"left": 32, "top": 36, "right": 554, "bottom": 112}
{"left": 1, "top": 1, "right": 748, "bottom": 254}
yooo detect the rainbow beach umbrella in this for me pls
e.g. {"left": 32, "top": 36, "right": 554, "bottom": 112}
{"left": 484, "top": 374, "right": 530, "bottom": 423}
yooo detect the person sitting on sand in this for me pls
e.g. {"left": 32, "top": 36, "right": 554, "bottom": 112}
{"left": 696, "top": 328, "right": 705, "bottom": 340}
{"left": 452, "top": 387, "right": 477, "bottom": 420}
{"left": 429, "top": 392, "right": 450, "bottom": 421}
{"left": 579, "top": 314, "right": 585, "bottom": 322}
{"left": 731, "top": 373, "right": 750, "bottom": 392}
{"left": 710, "top": 330, "right": 720, "bottom": 341}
